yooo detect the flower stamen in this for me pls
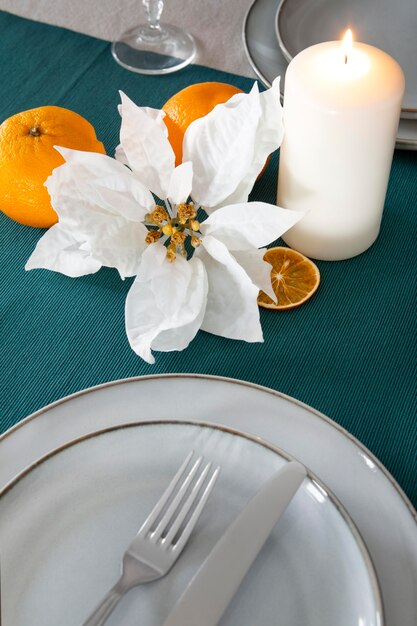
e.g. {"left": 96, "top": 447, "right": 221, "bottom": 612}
{"left": 145, "top": 229, "right": 161, "bottom": 244}
{"left": 151, "top": 205, "right": 169, "bottom": 224}
{"left": 191, "top": 236, "right": 202, "bottom": 248}
{"left": 166, "top": 242, "right": 177, "bottom": 263}
{"left": 172, "top": 231, "right": 186, "bottom": 246}
{"left": 177, "top": 202, "right": 196, "bottom": 224}
{"left": 162, "top": 223, "right": 173, "bottom": 236}
{"left": 145, "top": 202, "right": 202, "bottom": 261}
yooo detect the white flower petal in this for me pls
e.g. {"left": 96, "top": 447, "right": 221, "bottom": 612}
{"left": 184, "top": 84, "right": 261, "bottom": 210}
{"left": 54, "top": 146, "right": 131, "bottom": 178}
{"left": 45, "top": 155, "right": 153, "bottom": 278}
{"left": 216, "top": 77, "right": 284, "bottom": 209}
{"left": 152, "top": 252, "right": 193, "bottom": 317}
{"left": 83, "top": 177, "right": 154, "bottom": 222}
{"left": 152, "top": 257, "right": 208, "bottom": 352}
{"left": 125, "top": 284, "right": 163, "bottom": 364}
{"left": 115, "top": 143, "right": 129, "bottom": 166}
{"left": 118, "top": 102, "right": 167, "bottom": 125}
{"left": 88, "top": 219, "right": 149, "bottom": 279}
{"left": 48, "top": 149, "right": 154, "bottom": 223}
{"left": 200, "top": 201, "right": 305, "bottom": 250}
{"left": 118, "top": 91, "right": 175, "bottom": 199}
{"left": 167, "top": 162, "right": 193, "bottom": 206}
{"left": 25, "top": 223, "right": 101, "bottom": 277}
{"left": 126, "top": 246, "right": 208, "bottom": 363}
{"left": 117, "top": 100, "right": 165, "bottom": 122}
{"left": 184, "top": 78, "right": 284, "bottom": 212}
{"left": 232, "top": 248, "right": 276, "bottom": 302}
{"left": 135, "top": 241, "right": 167, "bottom": 282}
{"left": 197, "top": 235, "right": 263, "bottom": 342}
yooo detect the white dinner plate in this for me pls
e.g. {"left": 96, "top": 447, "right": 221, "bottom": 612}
{"left": 0, "top": 375, "right": 416, "bottom": 625}
{"left": 243, "top": 0, "right": 417, "bottom": 150}
{"left": 0, "top": 421, "right": 382, "bottom": 626}
{"left": 275, "top": 0, "right": 417, "bottom": 117}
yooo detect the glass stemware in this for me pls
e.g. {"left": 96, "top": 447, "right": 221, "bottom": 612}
{"left": 111, "top": 0, "right": 197, "bottom": 74}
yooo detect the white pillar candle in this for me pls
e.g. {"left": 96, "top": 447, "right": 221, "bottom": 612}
{"left": 277, "top": 32, "right": 405, "bottom": 260}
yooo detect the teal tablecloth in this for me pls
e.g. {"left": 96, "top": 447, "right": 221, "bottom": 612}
{"left": 0, "top": 12, "right": 416, "bottom": 507}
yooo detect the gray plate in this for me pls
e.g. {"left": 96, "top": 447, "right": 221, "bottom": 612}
{"left": 243, "top": 0, "right": 417, "bottom": 150}
{"left": 0, "top": 421, "right": 382, "bottom": 626}
{"left": 0, "top": 375, "right": 416, "bottom": 625}
{"left": 276, "top": 0, "right": 417, "bottom": 117}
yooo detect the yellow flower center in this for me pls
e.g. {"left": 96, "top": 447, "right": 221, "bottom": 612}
{"left": 145, "top": 202, "right": 201, "bottom": 262}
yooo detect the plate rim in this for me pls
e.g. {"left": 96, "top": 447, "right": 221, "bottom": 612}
{"left": 275, "top": 0, "right": 295, "bottom": 64}
{"left": 1, "top": 373, "right": 415, "bottom": 522}
{"left": 0, "top": 417, "right": 385, "bottom": 624}
{"left": 242, "top": 0, "right": 274, "bottom": 89}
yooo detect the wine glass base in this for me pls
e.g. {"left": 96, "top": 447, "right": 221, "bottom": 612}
{"left": 111, "top": 24, "right": 196, "bottom": 75}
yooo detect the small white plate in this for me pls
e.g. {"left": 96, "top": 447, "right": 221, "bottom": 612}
{"left": 0, "top": 421, "right": 382, "bottom": 626}
{"left": 275, "top": 0, "right": 417, "bottom": 117}
{"left": 243, "top": 0, "right": 417, "bottom": 149}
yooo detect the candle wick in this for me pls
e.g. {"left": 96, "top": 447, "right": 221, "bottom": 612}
{"left": 344, "top": 54, "right": 348, "bottom": 65}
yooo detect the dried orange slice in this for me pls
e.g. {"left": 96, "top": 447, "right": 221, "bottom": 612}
{"left": 258, "top": 247, "right": 320, "bottom": 310}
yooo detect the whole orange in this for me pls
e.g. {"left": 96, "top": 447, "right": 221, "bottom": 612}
{"left": 162, "top": 82, "right": 243, "bottom": 166}
{"left": 0, "top": 106, "right": 105, "bottom": 228}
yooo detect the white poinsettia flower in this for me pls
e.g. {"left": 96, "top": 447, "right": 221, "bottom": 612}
{"left": 124, "top": 191, "right": 303, "bottom": 363}
{"left": 26, "top": 80, "right": 305, "bottom": 363}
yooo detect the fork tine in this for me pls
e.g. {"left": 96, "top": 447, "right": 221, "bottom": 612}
{"left": 149, "top": 455, "right": 204, "bottom": 542}
{"left": 82, "top": 453, "right": 219, "bottom": 626}
{"left": 138, "top": 451, "right": 194, "bottom": 536}
{"left": 172, "top": 465, "right": 220, "bottom": 553}
{"left": 162, "top": 461, "right": 213, "bottom": 546}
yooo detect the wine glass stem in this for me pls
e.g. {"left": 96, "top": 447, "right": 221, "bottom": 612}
{"left": 143, "top": 0, "right": 164, "bottom": 30}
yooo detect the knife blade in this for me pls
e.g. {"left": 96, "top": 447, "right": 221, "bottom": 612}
{"left": 162, "top": 460, "right": 306, "bottom": 626}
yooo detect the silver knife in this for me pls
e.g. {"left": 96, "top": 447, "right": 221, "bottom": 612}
{"left": 162, "top": 461, "right": 306, "bottom": 626}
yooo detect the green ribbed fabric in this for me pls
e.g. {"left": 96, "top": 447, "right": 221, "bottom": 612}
{"left": 0, "top": 12, "right": 416, "bottom": 507}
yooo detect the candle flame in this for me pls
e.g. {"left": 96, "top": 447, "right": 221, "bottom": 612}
{"left": 341, "top": 29, "right": 353, "bottom": 64}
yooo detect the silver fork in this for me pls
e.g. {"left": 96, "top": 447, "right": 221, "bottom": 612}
{"left": 82, "top": 451, "right": 220, "bottom": 626}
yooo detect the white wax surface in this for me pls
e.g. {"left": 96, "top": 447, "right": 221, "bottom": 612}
{"left": 277, "top": 41, "right": 405, "bottom": 260}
